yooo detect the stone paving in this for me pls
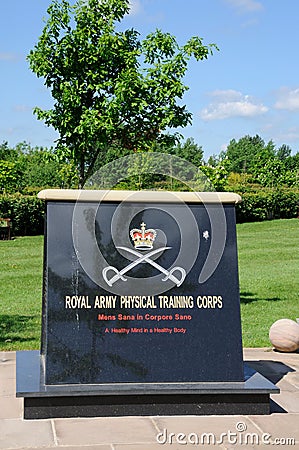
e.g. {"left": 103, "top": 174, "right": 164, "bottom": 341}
{"left": 0, "top": 348, "right": 298, "bottom": 450}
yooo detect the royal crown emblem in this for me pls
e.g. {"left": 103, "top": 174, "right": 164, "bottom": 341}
{"left": 103, "top": 222, "right": 186, "bottom": 287}
{"left": 130, "top": 222, "right": 157, "bottom": 250}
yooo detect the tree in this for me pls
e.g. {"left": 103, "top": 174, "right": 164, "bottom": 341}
{"left": 250, "top": 149, "right": 285, "bottom": 187}
{"left": 283, "top": 149, "right": 299, "bottom": 171}
{"left": 0, "top": 160, "right": 21, "bottom": 193}
{"left": 276, "top": 144, "right": 292, "bottom": 161}
{"left": 0, "top": 141, "right": 19, "bottom": 162}
{"left": 225, "top": 135, "right": 275, "bottom": 174}
{"left": 27, "top": 0, "right": 218, "bottom": 187}
{"left": 18, "top": 147, "right": 74, "bottom": 189}
{"left": 0, "top": 142, "right": 79, "bottom": 193}
{"left": 201, "top": 156, "right": 230, "bottom": 191}
{"left": 171, "top": 137, "right": 203, "bottom": 167}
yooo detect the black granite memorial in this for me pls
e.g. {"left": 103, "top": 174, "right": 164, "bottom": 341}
{"left": 16, "top": 189, "right": 278, "bottom": 419}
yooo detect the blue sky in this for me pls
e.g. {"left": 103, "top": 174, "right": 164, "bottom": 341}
{"left": 1, "top": 0, "right": 299, "bottom": 159}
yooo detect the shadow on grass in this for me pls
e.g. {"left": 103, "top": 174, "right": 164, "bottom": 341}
{"left": 0, "top": 314, "right": 40, "bottom": 345}
{"left": 240, "top": 291, "right": 281, "bottom": 304}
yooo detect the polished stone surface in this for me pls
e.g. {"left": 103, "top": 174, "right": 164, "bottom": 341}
{"left": 16, "top": 351, "right": 278, "bottom": 397}
{"left": 42, "top": 200, "right": 243, "bottom": 384}
{"left": 16, "top": 350, "right": 278, "bottom": 419}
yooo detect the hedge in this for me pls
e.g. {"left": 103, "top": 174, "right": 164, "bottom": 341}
{"left": 0, "top": 195, "right": 45, "bottom": 236}
{"left": 0, "top": 189, "right": 298, "bottom": 236}
{"left": 236, "top": 190, "right": 299, "bottom": 223}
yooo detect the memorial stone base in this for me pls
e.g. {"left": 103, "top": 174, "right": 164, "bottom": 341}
{"left": 17, "top": 351, "right": 278, "bottom": 419}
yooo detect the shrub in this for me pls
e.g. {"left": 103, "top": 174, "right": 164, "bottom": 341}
{"left": 0, "top": 195, "right": 45, "bottom": 236}
{"left": 236, "top": 190, "right": 299, "bottom": 223}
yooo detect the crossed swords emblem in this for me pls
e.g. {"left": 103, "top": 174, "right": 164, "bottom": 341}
{"left": 102, "top": 246, "right": 186, "bottom": 287}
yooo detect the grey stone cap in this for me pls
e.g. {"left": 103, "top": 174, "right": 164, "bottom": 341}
{"left": 37, "top": 189, "right": 242, "bottom": 204}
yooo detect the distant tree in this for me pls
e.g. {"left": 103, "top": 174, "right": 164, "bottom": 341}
{"left": 201, "top": 155, "right": 230, "bottom": 191}
{"left": 0, "top": 160, "right": 21, "bottom": 193}
{"left": 248, "top": 146, "right": 299, "bottom": 188}
{"left": 225, "top": 135, "right": 275, "bottom": 174}
{"left": 0, "top": 141, "right": 20, "bottom": 161}
{"left": 276, "top": 144, "right": 292, "bottom": 161}
{"left": 250, "top": 149, "right": 284, "bottom": 187}
{"left": 0, "top": 142, "right": 23, "bottom": 192}
{"left": 171, "top": 137, "right": 204, "bottom": 167}
{"left": 206, "top": 153, "right": 220, "bottom": 167}
{"left": 275, "top": 146, "right": 299, "bottom": 186}
{"left": 27, "top": 0, "right": 218, "bottom": 187}
{"left": 0, "top": 142, "right": 78, "bottom": 192}
{"left": 18, "top": 148, "right": 65, "bottom": 188}
{"left": 283, "top": 150, "right": 299, "bottom": 171}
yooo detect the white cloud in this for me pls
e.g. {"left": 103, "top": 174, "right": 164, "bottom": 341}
{"left": 241, "top": 18, "right": 259, "bottom": 28}
{"left": 128, "top": 0, "right": 142, "bottom": 15}
{"left": 269, "top": 126, "right": 299, "bottom": 143}
{"left": 278, "top": 129, "right": 299, "bottom": 141}
{"left": 200, "top": 89, "right": 268, "bottom": 120}
{"left": 14, "top": 105, "right": 31, "bottom": 113}
{"left": 274, "top": 87, "right": 299, "bottom": 111}
{"left": 209, "top": 89, "right": 243, "bottom": 101}
{"left": 225, "top": 0, "right": 263, "bottom": 13}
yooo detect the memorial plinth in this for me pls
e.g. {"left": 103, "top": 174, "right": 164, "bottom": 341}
{"left": 16, "top": 189, "right": 278, "bottom": 419}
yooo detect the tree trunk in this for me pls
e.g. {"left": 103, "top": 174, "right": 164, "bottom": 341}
{"left": 79, "top": 154, "right": 85, "bottom": 189}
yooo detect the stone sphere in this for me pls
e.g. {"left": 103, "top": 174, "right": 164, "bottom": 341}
{"left": 269, "top": 319, "right": 299, "bottom": 352}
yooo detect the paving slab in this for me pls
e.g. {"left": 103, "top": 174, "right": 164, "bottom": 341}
{"left": 53, "top": 417, "right": 158, "bottom": 446}
{"left": 244, "top": 348, "right": 299, "bottom": 363}
{"left": 276, "top": 377, "right": 298, "bottom": 392}
{"left": 221, "top": 412, "right": 299, "bottom": 450}
{"left": 0, "top": 418, "right": 54, "bottom": 449}
{"left": 0, "top": 351, "right": 16, "bottom": 362}
{"left": 0, "top": 362, "right": 16, "bottom": 381}
{"left": 249, "top": 413, "right": 299, "bottom": 442}
{"left": 153, "top": 415, "right": 263, "bottom": 448}
{"left": 271, "top": 391, "right": 299, "bottom": 413}
{"left": 285, "top": 371, "right": 299, "bottom": 389}
{"left": 0, "top": 396, "right": 22, "bottom": 419}
{"left": 0, "top": 377, "right": 16, "bottom": 396}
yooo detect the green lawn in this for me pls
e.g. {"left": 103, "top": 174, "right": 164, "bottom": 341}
{"left": 0, "top": 219, "right": 298, "bottom": 350}
{"left": 0, "top": 236, "right": 43, "bottom": 350}
{"left": 238, "top": 219, "right": 299, "bottom": 347}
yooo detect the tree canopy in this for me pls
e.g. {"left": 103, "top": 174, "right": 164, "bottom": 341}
{"left": 28, "top": 0, "right": 218, "bottom": 186}
{"left": 225, "top": 135, "right": 276, "bottom": 174}
{"left": 0, "top": 135, "right": 298, "bottom": 194}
